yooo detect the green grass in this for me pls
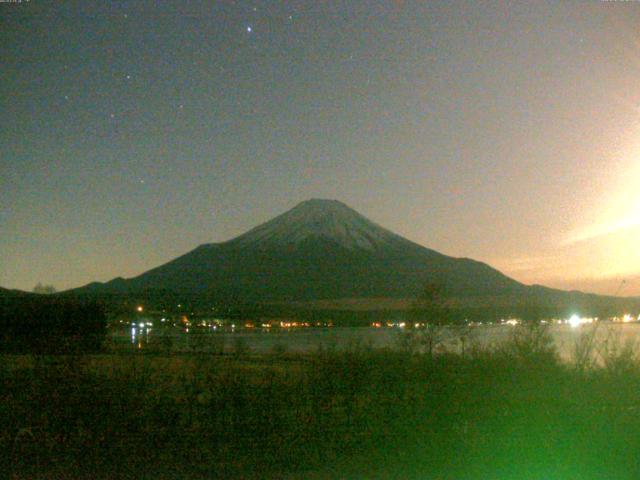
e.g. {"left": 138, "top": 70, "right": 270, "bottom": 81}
{"left": 3, "top": 327, "right": 640, "bottom": 479}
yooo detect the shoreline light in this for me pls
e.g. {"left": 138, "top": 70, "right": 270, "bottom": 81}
{"left": 569, "top": 315, "right": 582, "bottom": 328}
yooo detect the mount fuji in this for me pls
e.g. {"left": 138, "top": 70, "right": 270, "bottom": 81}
{"left": 74, "top": 199, "right": 528, "bottom": 302}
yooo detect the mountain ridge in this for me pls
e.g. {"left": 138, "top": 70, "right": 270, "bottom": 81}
{"left": 69, "top": 199, "right": 525, "bottom": 301}
{"left": 63, "top": 199, "right": 640, "bottom": 316}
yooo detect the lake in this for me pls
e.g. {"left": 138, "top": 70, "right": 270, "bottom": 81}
{"left": 113, "top": 322, "right": 640, "bottom": 361}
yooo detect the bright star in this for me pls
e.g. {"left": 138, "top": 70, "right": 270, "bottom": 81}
{"left": 247, "top": 26, "right": 252, "bottom": 33}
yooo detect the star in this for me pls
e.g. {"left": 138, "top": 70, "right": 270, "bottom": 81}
{"left": 64, "top": 95, "right": 69, "bottom": 100}
{"left": 110, "top": 113, "right": 115, "bottom": 119}
{"left": 178, "top": 104, "right": 184, "bottom": 110}
{"left": 126, "top": 74, "right": 131, "bottom": 80}
{"left": 247, "top": 26, "right": 252, "bottom": 33}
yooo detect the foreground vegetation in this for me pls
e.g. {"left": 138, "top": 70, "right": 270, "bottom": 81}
{"left": 2, "top": 324, "right": 640, "bottom": 479}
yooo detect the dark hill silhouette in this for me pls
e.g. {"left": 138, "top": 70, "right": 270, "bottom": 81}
{"left": 0, "top": 287, "right": 33, "bottom": 298}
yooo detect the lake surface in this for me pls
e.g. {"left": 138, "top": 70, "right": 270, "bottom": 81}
{"left": 113, "top": 322, "right": 640, "bottom": 361}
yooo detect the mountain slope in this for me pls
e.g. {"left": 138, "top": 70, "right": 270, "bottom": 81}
{"left": 0, "top": 287, "right": 33, "bottom": 298}
{"left": 72, "top": 199, "right": 526, "bottom": 301}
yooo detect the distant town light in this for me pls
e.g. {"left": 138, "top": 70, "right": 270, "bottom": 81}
{"left": 136, "top": 306, "right": 143, "bottom": 312}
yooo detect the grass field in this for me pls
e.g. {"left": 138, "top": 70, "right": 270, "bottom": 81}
{"left": 3, "top": 324, "right": 640, "bottom": 479}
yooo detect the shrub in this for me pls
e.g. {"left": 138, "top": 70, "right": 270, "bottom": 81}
{"left": 599, "top": 327, "right": 640, "bottom": 377}
{"left": 572, "top": 324, "right": 600, "bottom": 372}
{"left": 497, "top": 322, "right": 558, "bottom": 366}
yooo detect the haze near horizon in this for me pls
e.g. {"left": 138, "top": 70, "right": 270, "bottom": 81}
{"left": 3, "top": 1, "right": 640, "bottom": 295}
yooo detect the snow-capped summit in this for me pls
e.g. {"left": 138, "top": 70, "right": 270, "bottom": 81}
{"left": 228, "top": 199, "right": 404, "bottom": 251}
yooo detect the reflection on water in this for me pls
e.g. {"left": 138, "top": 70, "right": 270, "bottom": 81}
{"left": 130, "top": 325, "right": 153, "bottom": 348}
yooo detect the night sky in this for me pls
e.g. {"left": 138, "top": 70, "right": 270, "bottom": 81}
{"left": 3, "top": 1, "right": 640, "bottom": 295}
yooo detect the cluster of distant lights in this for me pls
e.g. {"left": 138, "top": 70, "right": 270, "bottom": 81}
{"left": 132, "top": 305, "right": 640, "bottom": 332}
{"left": 372, "top": 315, "right": 640, "bottom": 329}
{"left": 131, "top": 306, "right": 333, "bottom": 331}
{"left": 499, "top": 314, "right": 640, "bottom": 329}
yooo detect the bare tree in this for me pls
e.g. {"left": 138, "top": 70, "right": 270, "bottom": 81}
{"left": 33, "top": 283, "right": 57, "bottom": 295}
{"left": 397, "top": 283, "right": 458, "bottom": 357}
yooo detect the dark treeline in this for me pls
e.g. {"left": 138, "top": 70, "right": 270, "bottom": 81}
{"left": 0, "top": 297, "right": 107, "bottom": 353}
{"left": 68, "top": 298, "right": 634, "bottom": 327}
{"left": 50, "top": 287, "right": 640, "bottom": 328}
